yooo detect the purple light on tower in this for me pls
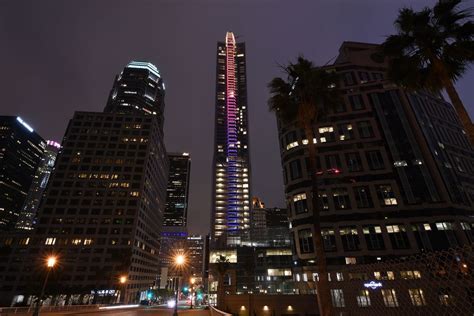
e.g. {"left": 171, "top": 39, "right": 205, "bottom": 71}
{"left": 225, "top": 32, "right": 239, "bottom": 232}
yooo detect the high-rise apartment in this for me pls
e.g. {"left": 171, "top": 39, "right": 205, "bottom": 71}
{"left": 16, "top": 140, "right": 60, "bottom": 231}
{"left": 0, "top": 116, "right": 45, "bottom": 231}
{"left": 0, "top": 61, "right": 168, "bottom": 305}
{"left": 275, "top": 42, "right": 474, "bottom": 291}
{"left": 211, "top": 32, "right": 252, "bottom": 247}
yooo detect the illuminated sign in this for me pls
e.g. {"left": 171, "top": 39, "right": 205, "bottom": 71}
{"left": 16, "top": 117, "right": 34, "bottom": 132}
{"left": 364, "top": 281, "right": 383, "bottom": 289}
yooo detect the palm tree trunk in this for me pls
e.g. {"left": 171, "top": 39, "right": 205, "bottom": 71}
{"left": 304, "top": 124, "right": 333, "bottom": 316}
{"left": 432, "top": 57, "right": 474, "bottom": 146}
{"left": 443, "top": 78, "right": 474, "bottom": 146}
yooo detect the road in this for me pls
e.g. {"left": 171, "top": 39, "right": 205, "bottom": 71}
{"left": 0, "top": 304, "right": 210, "bottom": 316}
{"left": 50, "top": 307, "right": 210, "bottom": 316}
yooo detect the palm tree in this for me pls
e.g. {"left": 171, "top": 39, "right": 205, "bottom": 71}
{"left": 212, "top": 255, "right": 230, "bottom": 310}
{"left": 381, "top": 0, "right": 474, "bottom": 144}
{"left": 268, "top": 56, "right": 341, "bottom": 316}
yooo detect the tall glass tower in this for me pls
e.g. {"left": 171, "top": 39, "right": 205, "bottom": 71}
{"left": 105, "top": 61, "right": 166, "bottom": 131}
{"left": 211, "top": 32, "right": 252, "bottom": 247}
{"left": 15, "top": 140, "right": 60, "bottom": 231}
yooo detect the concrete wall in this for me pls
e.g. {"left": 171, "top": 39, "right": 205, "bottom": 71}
{"left": 223, "top": 294, "right": 319, "bottom": 316}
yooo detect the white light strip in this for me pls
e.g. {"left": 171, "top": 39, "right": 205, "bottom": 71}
{"left": 16, "top": 117, "right": 34, "bottom": 132}
{"left": 99, "top": 304, "right": 139, "bottom": 310}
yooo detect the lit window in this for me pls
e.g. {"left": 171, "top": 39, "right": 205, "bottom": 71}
{"left": 72, "top": 239, "right": 82, "bottom": 245}
{"left": 45, "top": 238, "right": 56, "bottom": 245}
{"left": 319, "top": 126, "right": 334, "bottom": 133}
{"left": 345, "top": 257, "right": 356, "bottom": 265}
{"left": 330, "top": 289, "right": 345, "bottom": 307}
{"left": 408, "top": 288, "right": 426, "bottom": 306}
{"left": 382, "top": 289, "right": 399, "bottom": 307}
{"left": 286, "top": 141, "right": 299, "bottom": 150}
{"left": 357, "top": 289, "right": 371, "bottom": 307}
{"left": 436, "top": 222, "right": 453, "bottom": 230}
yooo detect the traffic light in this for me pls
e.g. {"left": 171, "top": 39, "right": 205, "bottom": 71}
{"left": 182, "top": 286, "right": 189, "bottom": 293}
{"left": 197, "top": 293, "right": 203, "bottom": 300}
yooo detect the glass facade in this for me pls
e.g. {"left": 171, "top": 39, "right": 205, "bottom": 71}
{"left": 211, "top": 32, "right": 252, "bottom": 247}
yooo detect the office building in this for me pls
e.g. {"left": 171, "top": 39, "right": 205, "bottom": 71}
{"left": 164, "top": 153, "right": 191, "bottom": 227}
{"left": 211, "top": 31, "right": 252, "bottom": 247}
{"left": 0, "top": 116, "right": 45, "bottom": 231}
{"left": 187, "top": 234, "right": 205, "bottom": 278}
{"left": 251, "top": 197, "right": 290, "bottom": 247}
{"left": 275, "top": 42, "right": 474, "bottom": 292}
{"left": 105, "top": 61, "right": 166, "bottom": 131}
{"left": 16, "top": 140, "right": 60, "bottom": 230}
{"left": 0, "top": 61, "right": 168, "bottom": 306}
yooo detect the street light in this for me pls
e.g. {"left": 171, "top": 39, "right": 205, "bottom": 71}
{"left": 190, "top": 277, "right": 196, "bottom": 309}
{"left": 33, "top": 255, "right": 57, "bottom": 316}
{"left": 119, "top": 275, "right": 127, "bottom": 304}
{"left": 173, "top": 254, "right": 186, "bottom": 316}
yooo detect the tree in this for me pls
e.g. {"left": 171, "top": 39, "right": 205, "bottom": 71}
{"left": 211, "top": 255, "right": 230, "bottom": 310}
{"left": 268, "top": 57, "right": 341, "bottom": 316}
{"left": 381, "top": 0, "right": 474, "bottom": 144}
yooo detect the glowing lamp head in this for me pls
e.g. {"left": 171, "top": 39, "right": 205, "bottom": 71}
{"left": 47, "top": 256, "right": 57, "bottom": 268}
{"left": 120, "top": 276, "right": 127, "bottom": 284}
{"left": 190, "top": 277, "right": 196, "bottom": 284}
{"left": 175, "top": 254, "right": 185, "bottom": 266}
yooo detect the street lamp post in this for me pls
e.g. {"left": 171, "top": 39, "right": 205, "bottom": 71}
{"left": 33, "top": 256, "right": 57, "bottom": 316}
{"left": 119, "top": 276, "right": 127, "bottom": 304}
{"left": 190, "top": 277, "right": 196, "bottom": 309}
{"left": 173, "top": 254, "right": 185, "bottom": 316}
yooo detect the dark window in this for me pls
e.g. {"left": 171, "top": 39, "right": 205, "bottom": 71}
{"left": 377, "top": 185, "right": 398, "bottom": 206}
{"left": 334, "top": 102, "right": 347, "bottom": 113}
{"left": 293, "top": 193, "right": 308, "bottom": 214}
{"left": 343, "top": 72, "right": 355, "bottom": 86}
{"left": 354, "top": 186, "right": 373, "bottom": 208}
{"left": 349, "top": 95, "right": 365, "bottom": 111}
{"left": 299, "top": 229, "right": 314, "bottom": 254}
{"left": 358, "top": 72, "right": 370, "bottom": 83}
{"left": 285, "top": 131, "right": 297, "bottom": 146}
{"left": 372, "top": 73, "right": 384, "bottom": 80}
{"left": 358, "top": 121, "right": 374, "bottom": 138}
{"left": 345, "top": 152, "right": 362, "bottom": 172}
{"left": 337, "top": 123, "right": 354, "bottom": 140}
{"left": 326, "top": 154, "right": 342, "bottom": 170}
{"left": 366, "top": 151, "right": 385, "bottom": 170}
{"left": 333, "top": 188, "right": 351, "bottom": 210}
{"left": 289, "top": 159, "right": 302, "bottom": 180}
{"left": 318, "top": 126, "right": 336, "bottom": 142}
{"left": 386, "top": 225, "right": 410, "bottom": 249}
{"left": 340, "top": 227, "right": 360, "bottom": 251}
{"left": 363, "top": 226, "right": 385, "bottom": 250}
{"left": 322, "top": 229, "right": 337, "bottom": 251}
{"left": 319, "top": 191, "right": 329, "bottom": 211}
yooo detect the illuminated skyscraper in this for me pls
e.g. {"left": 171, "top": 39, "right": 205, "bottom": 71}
{"left": 15, "top": 140, "right": 60, "bottom": 230}
{"left": 0, "top": 61, "right": 169, "bottom": 305}
{"left": 0, "top": 116, "right": 45, "bottom": 231}
{"left": 164, "top": 153, "right": 191, "bottom": 227}
{"left": 211, "top": 32, "right": 252, "bottom": 247}
{"left": 105, "top": 60, "right": 166, "bottom": 131}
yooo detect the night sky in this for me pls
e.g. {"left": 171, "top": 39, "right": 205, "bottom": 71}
{"left": 1, "top": 0, "right": 473, "bottom": 235}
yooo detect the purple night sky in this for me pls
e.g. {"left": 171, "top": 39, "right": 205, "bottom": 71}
{"left": 1, "top": 0, "right": 472, "bottom": 235}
